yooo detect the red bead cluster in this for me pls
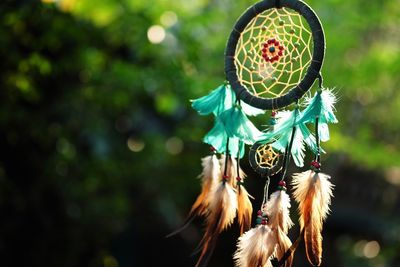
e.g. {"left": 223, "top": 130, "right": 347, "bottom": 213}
{"left": 223, "top": 175, "right": 229, "bottom": 181}
{"left": 311, "top": 160, "right": 321, "bottom": 169}
{"left": 262, "top": 38, "right": 284, "bottom": 63}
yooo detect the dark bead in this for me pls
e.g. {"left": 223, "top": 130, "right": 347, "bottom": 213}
{"left": 269, "top": 47, "right": 276, "bottom": 53}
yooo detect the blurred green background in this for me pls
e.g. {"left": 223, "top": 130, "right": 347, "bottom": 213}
{"left": 0, "top": 0, "right": 399, "bottom": 266}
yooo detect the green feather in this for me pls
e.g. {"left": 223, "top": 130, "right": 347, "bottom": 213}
{"left": 219, "top": 106, "right": 263, "bottom": 145}
{"left": 203, "top": 118, "right": 245, "bottom": 158}
{"left": 291, "top": 129, "right": 306, "bottom": 167}
{"left": 191, "top": 83, "right": 264, "bottom": 117}
{"left": 298, "top": 89, "right": 338, "bottom": 135}
{"left": 191, "top": 84, "right": 234, "bottom": 116}
{"left": 260, "top": 109, "right": 319, "bottom": 167}
{"left": 298, "top": 123, "right": 320, "bottom": 154}
{"left": 298, "top": 90, "right": 337, "bottom": 123}
{"left": 270, "top": 131, "right": 289, "bottom": 152}
{"left": 258, "top": 110, "right": 297, "bottom": 144}
{"left": 241, "top": 101, "right": 265, "bottom": 116}
{"left": 234, "top": 139, "right": 245, "bottom": 158}
{"left": 225, "top": 84, "right": 264, "bottom": 116}
{"left": 203, "top": 119, "right": 226, "bottom": 152}
{"left": 318, "top": 122, "right": 330, "bottom": 142}
{"left": 270, "top": 124, "right": 306, "bottom": 167}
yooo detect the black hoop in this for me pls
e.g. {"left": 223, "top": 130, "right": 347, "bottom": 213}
{"left": 225, "top": 0, "right": 325, "bottom": 110}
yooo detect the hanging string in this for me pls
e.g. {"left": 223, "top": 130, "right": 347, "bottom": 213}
{"left": 315, "top": 73, "right": 323, "bottom": 163}
{"left": 279, "top": 103, "right": 299, "bottom": 181}
{"left": 317, "top": 73, "right": 324, "bottom": 89}
{"left": 235, "top": 98, "right": 242, "bottom": 186}
{"left": 261, "top": 175, "right": 271, "bottom": 210}
{"left": 223, "top": 137, "right": 230, "bottom": 182}
{"left": 315, "top": 116, "right": 321, "bottom": 163}
{"left": 236, "top": 141, "right": 241, "bottom": 183}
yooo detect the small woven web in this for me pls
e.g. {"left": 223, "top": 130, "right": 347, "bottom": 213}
{"left": 255, "top": 144, "right": 280, "bottom": 168}
{"left": 234, "top": 7, "right": 313, "bottom": 98}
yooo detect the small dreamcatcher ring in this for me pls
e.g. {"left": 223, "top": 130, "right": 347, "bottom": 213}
{"left": 225, "top": 0, "right": 325, "bottom": 110}
{"left": 249, "top": 142, "right": 283, "bottom": 176}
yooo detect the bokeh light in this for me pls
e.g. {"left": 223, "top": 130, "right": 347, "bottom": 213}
{"left": 127, "top": 137, "right": 145, "bottom": 152}
{"left": 363, "top": 241, "right": 380, "bottom": 259}
{"left": 165, "top": 137, "right": 184, "bottom": 155}
{"left": 160, "top": 11, "right": 178, "bottom": 27}
{"left": 147, "top": 25, "right": 166, "bottom": 44}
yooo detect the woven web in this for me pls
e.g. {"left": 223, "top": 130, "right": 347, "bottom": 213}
{"left": 255, "top": 144, "right": 280, "bottom": 168}
{"left": 234, "top": 7, "right": 313, "bottom": 98}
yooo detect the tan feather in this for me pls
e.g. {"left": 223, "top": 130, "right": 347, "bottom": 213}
{"left": 264, "top": 190, "right": 294, "bottom": 267}
{"left": 233, "top": 225, "right": 277, "bottom": 267}
{"left": 208, "top": 181, "right": 238, "bottom": 231}
{"left": 292, "top": 170, "right": 334, "bottom": 266}
{"left": 275, "top": 228, "right": 293, "bottom": 267}
{"left": 195, "top": 181, "right": 237, "bottom": 267}
{"left": 237, "top": 185, "right": 253, "bottom": 235}
{"left": 265, "top": 190, "right": 293, "bottom": 234}
{"left": 189, "top": 155, "right": 221, "bottom": 217}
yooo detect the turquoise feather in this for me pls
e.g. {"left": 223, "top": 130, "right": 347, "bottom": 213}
{"left": 258, "top": 110, "right": 297, "bottom": 144}
{"left": 298, "top": 89, "right": 338, "bottom": 124}
{"left": 241, "top": 101, "right": 265, "bottom": 116}
{"left": 318, "top": 122, "right": 330, "bottom": 142}
{"left": 298, "top": 123, "right": 321, "bottom": 155}
{"left": 203, "top": 119, "right": 226, "bottom": 152}
{"left": 298, "top": 89, "right": 338, "bottom": 142}
{"left": 194, "top": 83, "right": 263, "bottom": 158}
{"left": 291, "top": 129, "right": 306, "bottom": 167}
{"left": 203, "top": 118, "right": 245, "bottom": 158}
{"left": 191, "top": 83, "right": 264, "bottom": 117}
{"left": 219, "top": 106, "right": 263, "bottom": 145}
{"left": 225, "top": 84, "right": 264, "bottom": 116}
{"left": 261, "top": 109, "right": 303, "bottom": 165}
{"left": 259, "top": 108, "right": 319, "bottom": 167}
{"left": 191, "top": 84, "right": 232, "bottom": 116}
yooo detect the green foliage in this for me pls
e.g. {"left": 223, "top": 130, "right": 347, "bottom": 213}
{"left": 0, "top": 0, "right": 399, "bottom": 267}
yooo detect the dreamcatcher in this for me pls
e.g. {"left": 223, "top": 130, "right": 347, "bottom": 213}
{"left": 170, "top": 0, "right": 338, "bottom": 266}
